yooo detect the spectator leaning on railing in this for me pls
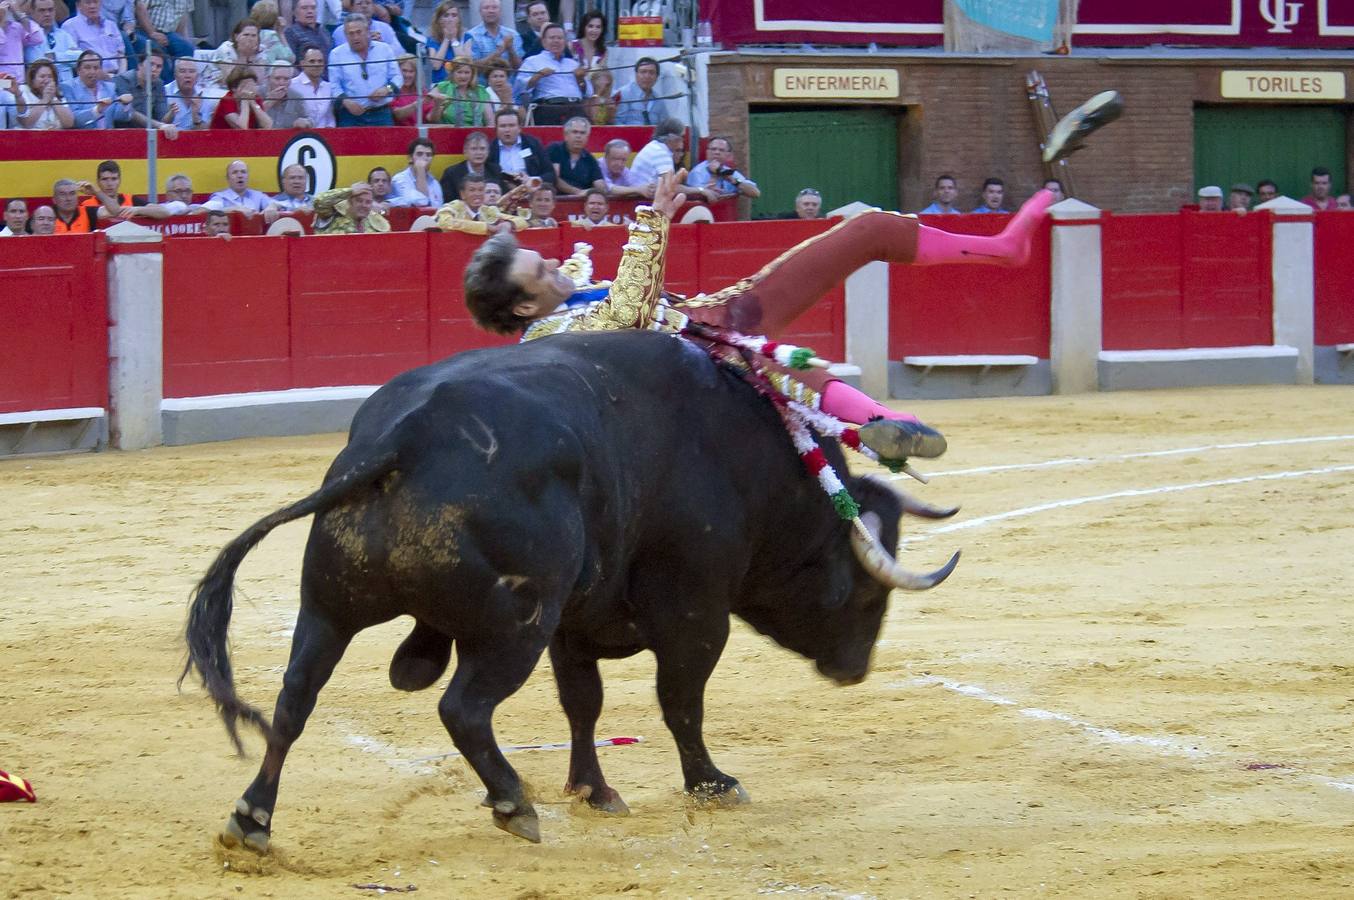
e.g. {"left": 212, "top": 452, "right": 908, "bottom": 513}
{"left": 210, "top": 66, "right": 271, "bottom": 128}
{"left": 63, "top": 49, "right": 130, "bottom": 128}
{"left": 111, "top": 47, "right": 176, "bottom": 134}
{"left": 685, "top": 135, "right": 759, "bottom": 202}
{"left": 600, "top": 139, "right": 653, "bottom": 200}
{"left": 629, "top": 117, "right": 683, "bottom": 186}
{"left": 272, "top": 163, "right": 315, "bottom": 211}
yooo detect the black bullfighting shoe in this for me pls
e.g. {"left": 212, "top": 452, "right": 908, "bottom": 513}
{"left": 1043, "top": 90, "right": 1124, "bottom": 164}
{"left": 858, "top": 418, "right": 947, "bottom": 464}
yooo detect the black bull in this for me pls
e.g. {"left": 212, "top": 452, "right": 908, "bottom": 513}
{"left": 182, "top": 330, "right": 959, "bottom": 850}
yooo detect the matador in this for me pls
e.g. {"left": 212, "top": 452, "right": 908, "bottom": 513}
{"left": 461, "top": 91, "right": 1122, "bottom": 465}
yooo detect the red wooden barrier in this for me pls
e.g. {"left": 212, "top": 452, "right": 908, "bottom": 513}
{"left": 890, "top": 215, "right": 1052, "bottom": 358}
{"left": 162, "top": 236, "right": 291, "bottom": 398}
{"left": 1314, "top": 211, "right": 1354, "bottom": 346}
{"left": 1103, "top": 212, "right": 1272, "bottom": 350}
{"left": 0, "top": 234, "right": 108, "bottom": 414}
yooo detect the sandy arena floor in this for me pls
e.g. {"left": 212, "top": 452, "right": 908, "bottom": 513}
{"left": 3, "top": 385, "right": 1354, "bottom": 899}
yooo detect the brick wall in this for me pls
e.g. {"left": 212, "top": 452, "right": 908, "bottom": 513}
{"left": 707, "top": 55, "right": 1354, "bottom": 214}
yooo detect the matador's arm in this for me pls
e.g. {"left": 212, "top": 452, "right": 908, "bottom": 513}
{"left": 569, "top": 205, "right": 669, "bottom": 332}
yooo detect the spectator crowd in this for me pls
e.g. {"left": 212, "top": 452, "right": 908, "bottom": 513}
{"left": 0, "top": 0, "right": 686, "bottom": 132}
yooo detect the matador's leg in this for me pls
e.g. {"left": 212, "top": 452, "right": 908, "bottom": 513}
{"left": 689, "top": 189, "right": 1056, "bottom": 337}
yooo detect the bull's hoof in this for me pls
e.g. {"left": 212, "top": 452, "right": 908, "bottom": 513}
{"left": 567, "top": 784, "right": 631, "bottom": 816}
{"left": 491, "top": 800, "right": 541, "bottom": 843}
{"left": 688, "top": 779, "right": 750, "bottom": 808}
{"left": 219, "top": 801, "right": 271, "bottom": 854}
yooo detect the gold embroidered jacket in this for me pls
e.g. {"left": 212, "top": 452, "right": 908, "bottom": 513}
{"left": 312, "top": 188, "right": 391, "bottom": 235}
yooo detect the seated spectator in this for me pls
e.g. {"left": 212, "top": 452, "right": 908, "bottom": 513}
{"left": 336, "top": 0, "right": 400, "bottom": 49}
{"left": 1, "top": 3, "right": 42, "bottom": 82}
{"left": 439, "top": 130, "right": 502, "bottom": 202}
{"left": 1043, "top": 178, "right": 1065, "bottom": 202}
{"left": 367, "top": 166, "right": 394, "bottom": 212}
{"left": 429, "top": 55, "right": 490, "bottom": 126}
{"left": 133, "top": 0, "right": 197, "bottom": 71}
{"left": 465, "top": 0, "right": 522, "bottom": 77}
{"left": 290, "top": 46, "right": 334, "bottom": 128}
{"left": 249, "top": 1, "right": 295, "bottom": 66}
{"left": 259, "top": 63, "right": 310, "bottom": 127}
{"left": 392, "top": 53, "right": 437, "bottom": 124}
{"left": 23, "top": 0, "right": 80, "bottom": 71}
{"left": 112, "top": 49, "right": 176, "bottom": 135}
{"left": 600, "top": 138, "right": 653, "bottom": 199}
{"left": 62, "top": 49, "right": 129, "bottom": 128}
{"left": 483, "top": 60, "right": 520, "bottom": 122}
{"left": 61, "top": 0, "right": 126, "bottom": 77}
{"left": 284, "top": 0, "right": 333, "bottom": 60}
{"left": 17, "top": 59, "right": 75, "bottom": 129}
{"left": 575, "top": 188, "right": 617, "bottom": 228}
{"left": 313, "top": 182, "right": 390, "bottom": 234}
{"left": 79, "top": 158, "right": 132, "bottom": 221}
{"left": 272, "top": 163, "right": 314, "bottom": 211}
{"left": 629, "top": 117, "right": 683, "bottom": 185}
{"left": 971, "top": 177, "right": 1009, "bottom": 213}
{"left": 1229, "top": 183, "right": 1253, "bottom": 211}
{"left": 204, "top": 209, "right": 232, "bottom": 237}
{"left": 207, "top": 159, "right": 278, "bottom": 216}
{"left": 572, "top": 10, "right": 606, "bottom": 71}
{"left": 516, "top": 0, "right": 548, "bottom": 58}
{"left": 1, "top": 198, "right": 28, "bottom": 236}
{"left": 433, "top": 172, "right": 529, "bottom": 234}
{"left": 161, "top": 172, "right": 205, "bottom": 214}
{"left": 165, "top": 56, "right": 220, "bottom": 131}
{"left": 51, "top": 178, "right": 99, "bottom": 232}
{"left": 547, "top": 116, "right": 605, "bottom": 197}
{"left": 0, "top": 72, "right": 17, "bottom": 128}
{"left": 524, "top": 183, "right": 556, "bottom": 227}
{"left": 1339, "top": 193, "right": 1353, "bottom": 211}
{"left": 1256, "top": 179, "right": 1278, "bottom": 204}
{"left": 489, "top": 106, "right": 554, "bottom": 186}
{"left": 1303, "top": 166, "right": 1338, "bottom": 211}
{"left": 99, "top": 0, "right": 136, "bottom": 59}
{"left": 211, "top": 68, "right": 272, "bottom": 128}
{"left": 482, "top": 179, "right": 502, "bottom": 206}
{"left": 585, "top": 67, "right": 613, "bottom": 126}
{"left": 612, "top": 56, "right": 667, "bottom": 127}
{"left": 1196, "top": 184, "right": 1224, "bottom": 211}
{"left": 204, "top": 18, "right": 272, "bottom": 91}
{"left": 30, "top": 204, "right": 56, "bottom": 234}
{"left": 426, "top": 0, "right": 469, "bottom": 82}
{"left": 685, "top": 135, "right": 759, "bottom": 202}
{"left": 920, "top": 174, "right": 960, "bottom": 214}
{"left": 389, "top": 136, "right": 444, "bottom": 208}
{"left": 794, "top": 187, "right": 821, "bottom": 219}
{"left": 330, "top": 13, "right": 400, "bottom": 126}
{"left": 516, "top": 23, "right": 587, "bottom": 126}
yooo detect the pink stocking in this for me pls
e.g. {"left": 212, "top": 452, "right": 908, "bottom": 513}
{"left": 821, "top": 380, "right": 921, "bottom": 426}
{"left": 913, "top": 189, "right": 1056, "bottom": 268}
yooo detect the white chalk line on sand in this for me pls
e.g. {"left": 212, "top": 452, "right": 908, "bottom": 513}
{"left": 899, "top": 462, "right": 1354, "bottom": 545}
{"left": 893, "top": 433, "right": 1354, "bottom": 481}
{"left": 894, "top": 675, "right": 1354, "bottom": 798}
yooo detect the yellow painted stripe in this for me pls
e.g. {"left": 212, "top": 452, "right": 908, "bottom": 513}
{"left": 0, "top": 154, "right": 471, "bottom": 199}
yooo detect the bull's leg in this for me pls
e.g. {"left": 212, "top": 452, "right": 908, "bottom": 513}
{"left": 438, "top": 634, "right": 552, "bottom": 843}
{"left": 389, "top": 619, "right": 454, "bottom": 691}
{"left": 549, "top": 636, "right": 629, "bottom": 815}
{"left": 652, "top": 621, "right": 749, "bottom": 805}
{"left": 220, "top": 604, "right": 352, "bottom": 854}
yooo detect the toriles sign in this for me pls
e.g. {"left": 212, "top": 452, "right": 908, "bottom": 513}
{"left": 772, "top": 68, "right": 900, "bottom": 99}
{"left": 1220, "top": 70, "right": 1347, "bottom": 100}
{"left": 712, "top": 0, "right": 1354, "bottom": 48}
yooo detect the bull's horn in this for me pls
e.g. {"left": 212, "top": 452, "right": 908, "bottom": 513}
{"left": 850, "top": 515, "right": 960, "bottom": 591}
{"left": 864, "top": 475, "right": 960, "bottom": 520}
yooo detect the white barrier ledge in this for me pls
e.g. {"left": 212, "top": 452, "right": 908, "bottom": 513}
{"left": 161, "top": 385, "right": 381, "bottom": 411}
{"left": 1099, "top": 346, "right": 1298, "bottom": 362}
{"left": 903, "top": 354, "right": 1040, "bottom": 368}
{"left": 0, "top": 406, "right": 105, "bottom": 426}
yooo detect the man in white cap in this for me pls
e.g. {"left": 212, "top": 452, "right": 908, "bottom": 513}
{"left": 1197, "top": 185, "right": 1224, "bottom": 212}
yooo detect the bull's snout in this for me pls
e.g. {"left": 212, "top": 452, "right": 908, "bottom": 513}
{"left": 816, "top": 660, "right": 868, "bottom": 686}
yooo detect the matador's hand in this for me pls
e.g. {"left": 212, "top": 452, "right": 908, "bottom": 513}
{"left": 651, "top": 168, "right": 688, "bottom": 220}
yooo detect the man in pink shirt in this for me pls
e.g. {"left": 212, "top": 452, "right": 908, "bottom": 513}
{"left": 1302, "top": 166, "right": 1339, "bottom": 211}
{"left": 0, "top": 0, "right": 43, "bottom": 81}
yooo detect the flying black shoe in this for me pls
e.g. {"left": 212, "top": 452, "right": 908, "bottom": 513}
{"left": 1042, "top": 90, "right": 1124, "bottom": 164}
{"left": 858, "top": 418, "right": 947, "bottom": 465}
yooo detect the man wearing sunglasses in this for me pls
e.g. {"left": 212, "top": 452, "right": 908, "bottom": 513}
{"left": 330, "top": 13, "right": 400, "bottom": 126}
{"left": 794, "top": 188, "right": 821, "bottom": 219}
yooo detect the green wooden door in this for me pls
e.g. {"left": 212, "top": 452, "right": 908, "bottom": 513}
{"left": 748, "top": 107, "right": 900, "bottom": 218}
{"left": 1195, "top": 105, "right": 1347, "bottom": 201}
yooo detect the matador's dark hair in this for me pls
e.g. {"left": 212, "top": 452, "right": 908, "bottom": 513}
{"left": 463, "top": 232, "right": 532, "bottom": 335}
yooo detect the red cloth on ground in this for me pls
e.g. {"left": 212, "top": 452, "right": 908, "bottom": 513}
{"left": 0, "top": 769, "right": 36, "bottom": 802}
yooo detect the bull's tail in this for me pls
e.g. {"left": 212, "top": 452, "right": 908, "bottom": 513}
{"left": 179, "top": 451, "right": 399, "bottom": 754}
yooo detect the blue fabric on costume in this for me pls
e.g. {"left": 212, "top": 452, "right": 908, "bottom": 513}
{"left": 566, "top": 286, "right": 609, "bottom": 307}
